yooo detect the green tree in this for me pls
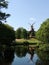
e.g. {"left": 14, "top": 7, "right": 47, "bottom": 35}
{"left": 15, "top": 27, "right": 28, "bottom": 39}
{"left": 0, "top": 0, "right": 15, "bottom": 45}
{"left": 0, "top": 23, "right": 15, "bottom": 45}
{"left": 15, "top": 28, "right": 21, "bottom": 39}
{"left": 36, "top": 18, "right": 49, "bottom": 43}
{"left": 21, "top": 28, "right": 27, "bottom": 39}
{"left": 0, "top": 0, "right": 10, "bottom": 23}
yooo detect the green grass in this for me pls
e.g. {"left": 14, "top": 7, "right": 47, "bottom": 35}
{"left": 16, "top": 39, "right": 26, "bottom": 43}
{"left": 15, "top": 38, "right": 40, "bottom": 45}
{"left": 15, "top": 38, "right": 49, "bottom": 51}
{"left": 27, "top": 38, "right": 40, "bottom": 43}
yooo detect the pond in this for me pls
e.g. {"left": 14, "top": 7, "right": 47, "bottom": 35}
{"left": 0, "top": 45, "right": 49, "bottom": 65}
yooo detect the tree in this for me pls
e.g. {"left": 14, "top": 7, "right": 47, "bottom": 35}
{"left": 15, "top": 28, "right": 21, "bottom": 39}
{"left": 21, "top": 28, "right": 27, "bottom": 39}
{"left": 0, "top": 23, "right": 15, "bottom": 45}
{"left": 0, "top": 0, "right": 15, "bottom": 45}
{"left": 0, "top": 0, "right": 10, "bottom": 23}
{"left": 36, "top": 18, "right": 49, "bottom": 43}
{"left": 15, "top": 27, "right": 28, "bottom": 39}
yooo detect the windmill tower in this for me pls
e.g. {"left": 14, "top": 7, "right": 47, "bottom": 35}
{"left": 29, "top": 23, "right": 35, "bottom": 38}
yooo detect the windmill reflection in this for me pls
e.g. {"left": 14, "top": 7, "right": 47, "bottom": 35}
{"left": 28, "top": 46, "right": 34, "bottom": 62}
{"left": 15, "top": 45, "right": 34, "bottom": 62}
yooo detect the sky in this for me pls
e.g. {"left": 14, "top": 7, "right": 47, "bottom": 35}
{"left": 4, "top": 0, "right": 49, "bottom": 31}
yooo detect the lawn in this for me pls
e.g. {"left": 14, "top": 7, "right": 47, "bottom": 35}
{"left": 15, "top": 38, "right": 40, "bottom": 45}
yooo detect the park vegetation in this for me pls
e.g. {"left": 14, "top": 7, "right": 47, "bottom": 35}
{"left": 0, "top": 23, "right": 15, "bottom": 45}
{"left": 36, "top": 18, "right": 49, "bottom": 43}
{"left": 15, "top": 27, "right": 28, "bottom": 39}
{"left": 0, "top": 1, "right": 49, "bottom": 52}
{"left": 36, "top": 18, "right": 49, "bottom": 51}
{"left": 0, "top": 0, "right": 15, "bottom": 45}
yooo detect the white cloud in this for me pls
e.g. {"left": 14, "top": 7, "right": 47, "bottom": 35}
{"left": 29, "top": 17, "right": 35, "bottom": 21}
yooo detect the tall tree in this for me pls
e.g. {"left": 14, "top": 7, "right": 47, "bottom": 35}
{"left": 15, "top": 28, "right": 22, "bottom": 39}
{"left": 36, "top": 18, "right": 49, "bottom": 43}
{"left": 15, "top": 27, "right": 28, "bottom": 39}
{"left": 21, "top": 28, "right": 27, "bottom": 39}
{"left": 0, "top": 0, "right": 15, "bottom": 45}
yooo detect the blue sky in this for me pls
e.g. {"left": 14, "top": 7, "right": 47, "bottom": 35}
{"left": 5, "top": 0, "right": 49, "bottom": 31}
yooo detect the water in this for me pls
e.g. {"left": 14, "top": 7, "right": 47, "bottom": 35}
{"left": 12, "top": 53, "right": 39, "bottom": 65}
{"left": 0, "top": 45, "right": 49, "bottom": 65}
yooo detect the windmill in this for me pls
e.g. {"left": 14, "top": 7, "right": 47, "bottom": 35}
{"left": 29, "top": 22, "right": 35, "bottom": 30}
{"left": 28, "top": 22, "right": 35, "bottom": 38}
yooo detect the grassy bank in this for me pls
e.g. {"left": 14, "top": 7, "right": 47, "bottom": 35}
{"left": 15, "top": 38, "right": 41, "bottom": 45}
{"left": 15, "top": 38, "right": 49, "bottom": 51}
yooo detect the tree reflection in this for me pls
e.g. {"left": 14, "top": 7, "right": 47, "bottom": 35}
{"left": 15, "top": 46, "right": 28, "bottom": 58}
{"left": 36, "top": 51, "right": 49, "bottom": 65}
{"left": 0, "top": 47, "right": 14, "bottom": 65}
{"left": 15, "top": 45, "right": 34, "bottom": 61}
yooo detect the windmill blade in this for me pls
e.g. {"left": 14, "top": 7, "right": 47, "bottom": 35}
{"left": 28, "top": 23, "right": 31, "bottom": 26}
{"left": 32, "top": 22, "right": 35, "bottom": 26}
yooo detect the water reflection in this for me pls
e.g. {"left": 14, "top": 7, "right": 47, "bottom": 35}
{"left": 15, "top": 45, "right": 35, "bottom": 60}
{"left": 36, "top": 51, "right": 49, "bottom": 65}
{"left": 0, "top": 47, "right": 14, "bottom": 65}
{"left": 0, "top": 45, "right": 49, "bottom": 65}
{"left": 0, "top": 45, "right": 36, "bottom": 65}
{"left": 13, "top": 45, "right": 39, "bottom": 65}
{"left": 15, "top": 46, "right": 28, "bottom": 57}
{"left": 28, "top": 47, "right": 34, "bottom": 61}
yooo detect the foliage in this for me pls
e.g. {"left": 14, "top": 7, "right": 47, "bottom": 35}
{"left": 0, "top": 0, "right": 8, "bottom": 8}
{"left": 21, "top": 28, "right": 27, "bottom": 39}
{"left": 36, "top": 50, "right": 49, "bottom": 65}
{"left": 0, "top": 0, "right": 15, "bottom": 45}
{"left": 0, "top": 12, "right": 10, "bottom": 22}
{"left": 0, "top": 0, "right": 10, "bottom": 22}
{"left": 0, "top": 23, "right": 15, "bottom": 45}
{"left": 15, "top": 28, "right": 21, "bottom": 39}
{"left": 36, "top": 18, "right": 49, "bottom": 43}
{"left": 38, "top": 44, "right": 49, "bottom": 51}
{"left": 15, "top": 27, "right": 28, "bottom": 39}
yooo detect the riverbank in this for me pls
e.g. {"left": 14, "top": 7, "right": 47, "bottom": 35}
{"left": 0, "top": 38, "right": 49, "bottom": 52}
{"left": 15, "top": 38, "right": 40, "bottom": 45}
{"left": 15, "top": 38, "right": 49, "bottom": 52}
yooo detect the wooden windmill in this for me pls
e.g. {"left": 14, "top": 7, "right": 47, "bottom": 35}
{"left": 29, "top": 23, "right": 35, "bottom": 38}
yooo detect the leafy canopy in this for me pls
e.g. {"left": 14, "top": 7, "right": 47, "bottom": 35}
{"left": 36, "top": 18, "right": 49, "bottom": 43}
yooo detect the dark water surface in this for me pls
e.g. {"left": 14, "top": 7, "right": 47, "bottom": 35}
{"left": 0, "top": 45, "right": 49, "bottom": 65}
